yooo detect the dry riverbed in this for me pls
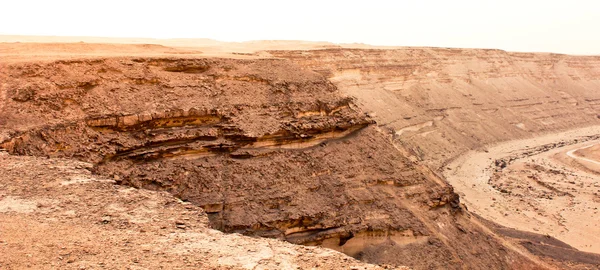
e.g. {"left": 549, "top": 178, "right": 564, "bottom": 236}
{"left": 444, "top": 126, "right": 600, "bottom": 254}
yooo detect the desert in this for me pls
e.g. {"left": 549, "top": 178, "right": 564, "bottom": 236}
{"left": 1, "top": 36, "right": 600, "bottom": 269}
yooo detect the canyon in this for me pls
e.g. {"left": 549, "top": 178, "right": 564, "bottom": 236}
{"left": 1, "top": 37, "right": 600, "bottom": 269}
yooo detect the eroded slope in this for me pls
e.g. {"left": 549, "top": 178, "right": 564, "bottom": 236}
{"left": 0, "top": 55, "right": 544, "bottom": 269}
{"left": 269, "top": 48, "right": 600, "bottom": 168}
{"left": 268, "top": 48, "right": 600, "bottom": 267}
{"left": 0, "top": 152, "right": 388, "bottom": 270}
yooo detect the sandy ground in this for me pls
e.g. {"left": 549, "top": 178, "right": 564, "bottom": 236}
{"left": 445, "top": 125, "right": 600, "bottom": 253}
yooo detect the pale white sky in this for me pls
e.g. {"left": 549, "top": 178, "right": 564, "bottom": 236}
{"left": 1, "top": 0, "right": 599, "bottom": 54}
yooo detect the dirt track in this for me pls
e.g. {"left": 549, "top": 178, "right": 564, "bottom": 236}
{"left": 567, "top": 143, "right": 600, "bottom": 166}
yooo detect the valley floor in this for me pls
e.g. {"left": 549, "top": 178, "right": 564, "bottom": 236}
{"left": 445, "top": 125, "right": 600, "bottom": 253}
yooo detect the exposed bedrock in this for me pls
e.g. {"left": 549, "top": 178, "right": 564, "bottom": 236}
{"left": 0, "top": 56, "right": 544, "bottom": 269}
{"left": 268, "top": 48, "right": 600, "bottom": 169}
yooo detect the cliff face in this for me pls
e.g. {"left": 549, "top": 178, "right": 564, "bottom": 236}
{"left": 0, "top": 54, "right": 547, "bottom": 269}
{"left": 269, "top": 48, "right": 600, "bottom": 168}
{"left": 0, "top": 152, "right": 390, "bottom": 270}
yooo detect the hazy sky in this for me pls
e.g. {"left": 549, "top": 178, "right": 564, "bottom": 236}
{"left": 1, "top": 0, "right": 599, "bottom": 55}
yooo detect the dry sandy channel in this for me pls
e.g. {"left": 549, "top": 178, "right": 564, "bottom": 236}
{"left": 444, "top": 125, "right": 600, "bottom": 254}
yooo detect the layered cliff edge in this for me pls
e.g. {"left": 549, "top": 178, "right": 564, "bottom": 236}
{"left": 267, "top": 48, "right": 600, "bottom": 169}
{"left": 1, "top": 40, "right": 599, "bottom": 269}
{"left": 0, "top": 152, "right": 395, "bottom": 270}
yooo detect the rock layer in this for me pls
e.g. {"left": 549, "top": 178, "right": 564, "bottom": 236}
{"left": 269, "top": 48, "right": 600, "bottom": 168}
{"left": 0, "top": 48, "right": 576, "bottom": 269}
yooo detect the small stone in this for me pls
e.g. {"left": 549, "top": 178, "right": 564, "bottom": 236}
{"left": 176, "top": 221, "right": 186, "bottom": 229}
{"left": 101, "top": 216, "right": 111, "bottom": 224}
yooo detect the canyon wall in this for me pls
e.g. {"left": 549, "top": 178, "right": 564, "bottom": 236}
{"left": 269, "top": 48, "right": 600, "bottom": 168}
{"left": 0, "top": 55, "right": 545, "bottom": 269}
